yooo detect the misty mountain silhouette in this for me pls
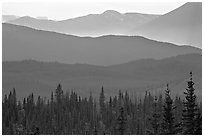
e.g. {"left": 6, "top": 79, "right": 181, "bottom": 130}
{"left": 129, "top": 2, "right": 202, "bottom": 48}
{"left": 5, "top": 10, "right": 159, "bottom": 36}
{"left": 3, "top": 53, "right": 201, "bottom": 100}
{"left": 2, "top": 15, "right": 19, "bottom": 22}
{"left": 4, "top": 3, "right": 201, "bottom": 48}
{"left": 3, "top": 23, "right": 201, "bottom": 66}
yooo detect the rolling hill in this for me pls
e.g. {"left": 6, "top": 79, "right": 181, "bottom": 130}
{"left": 3, "top": 54, "right": 202, "bottom": 100}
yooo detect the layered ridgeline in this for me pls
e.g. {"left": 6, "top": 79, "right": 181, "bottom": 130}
{"left": 2, "top": 23, "right": 201, "bottom": 66}
{"left": 128, "top": 2, "right": 202, "bottom": 48}
{"left": 4, "top": 10, "right": 159, "bottom": 36}
{"left": 3, "top": 53, "right": 201, "bottom": 100}
{"left": 4, "top": 2, "right": 201, "bottom": 48}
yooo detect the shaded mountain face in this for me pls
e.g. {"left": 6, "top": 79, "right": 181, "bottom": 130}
{"left": 2, "top": 23, "right": 201, "bottom": 66}
{"left": 2, "top": 54, "right": 202, "bottom": 100}
{"left": 128, "top": 2, "right": 202, "bottom": 48}
{"left": 5, "top": 10, "right": 159, "bottom": 36}
{"left": 2, "top": 15, "right": 19, "bottom": 22}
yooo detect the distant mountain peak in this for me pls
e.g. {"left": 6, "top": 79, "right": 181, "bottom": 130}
{"left": 102, "top": 10, "right": 122, "bottom": 16}
{"left": 16, "top": 16, "right": 35, "bottom": 21}
{"left": 183, "top": 2, "right": 201, "bottom": 8}
{"left": 20, "top": 16, "right": 33, "bottom": 19}
{"left": 129, "top": 2, "right": 202, "bottom": 48}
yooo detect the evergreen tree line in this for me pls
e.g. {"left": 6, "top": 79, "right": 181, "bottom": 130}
{"left": 2, "top": 72, "right": 202, "bottom": 135}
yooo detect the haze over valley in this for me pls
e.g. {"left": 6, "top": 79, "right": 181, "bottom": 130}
{"left": 2, "top": 2, "right": 202, "bottom": 100}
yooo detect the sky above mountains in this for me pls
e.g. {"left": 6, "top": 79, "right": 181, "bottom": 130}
{"left": 3, "top": 2, "right": 185, "bottom": 20}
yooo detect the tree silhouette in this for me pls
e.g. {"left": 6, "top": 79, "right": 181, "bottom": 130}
{"left": 150, "top": 96, "right": 161, "bottom": 134}
{"left": 182, "top": 72, "right": 198, "bottom": 134}
{"left": 162, "top": 84, "right": 176, "bottom": 134}
{"left": 99, "top": 86, "right": 105, "bottom": 123}
{"left": 116, "top": 95, "right": 126, "bottom": 135}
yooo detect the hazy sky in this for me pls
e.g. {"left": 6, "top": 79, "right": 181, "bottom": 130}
{"left": 2, "top": 2, "right": 186, "bottom": 20}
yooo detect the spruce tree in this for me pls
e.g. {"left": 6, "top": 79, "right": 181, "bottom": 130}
{"left": 55, "top": 84, "right": 63, "bottom": 104}
{"left": 99, "top": 86, "right": 105, "bottom": 122}
{"left": 117, "top": 100, "right": 126, "bottom": 135}
{"left": 162, "top": 84, "right": 176, "bottom": 134}
{"left": 150, "top": 96, "right": 161, "bottom": 134}
{"left": 182, "top": 72, "right": 198, "bottom": 135}
{"left": 55, "top": 84, "right": 64, "bottom": 134}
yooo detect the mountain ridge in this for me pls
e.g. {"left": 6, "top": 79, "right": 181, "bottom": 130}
{"left": 3, "top": 23, "right": 201, "bottom": 66}
{"left": 5, "top": 10, "right": 160, "bottom": 36}
{"left": 129, "top": 2, "right": 202, "bottom": 48}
